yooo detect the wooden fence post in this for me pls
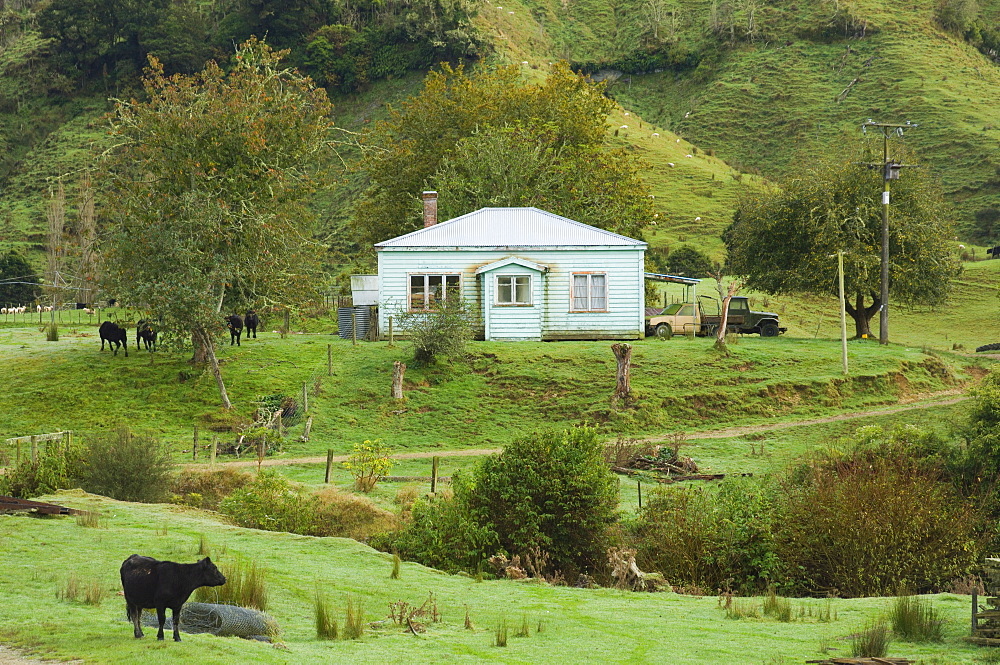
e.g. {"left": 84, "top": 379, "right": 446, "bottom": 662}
{"left": 327, "top": 344, "right": 332, "bottom": 376}
{"left": 16, "top": 438, "right": 21, "bottom": 464}
{"left": 302, "top": 382, "right": 309, "bottom": 413}
{"left": 193, "top": 426, "right": 199, "bottom": 461}
{"left": 300, "top": 416, "right": 313, "bottom": 443}
{"left": 210, "top": 436, "right": 217, "bottom": 464}
{"left": 637, "top": 480, "right": 642, "bottom": 510}
{"left": 351, "top": 311, "right": 357, "bottom": 345}
{"left": 30, "top": 436, "right": 38, "bottom": 463}
{"left": 431, "top": 456, "right": 439, "bottom": 495}
{"left": 388, "top": 316, "right": 394, "bottom": 347}
{"left": 325, "top": 449, "right": 335, "bottom": 483}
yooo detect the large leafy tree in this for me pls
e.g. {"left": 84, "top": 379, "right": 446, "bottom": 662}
{"left": 0, "top": 252, "right": 41, "bottom": 305}
{"left": 353, "top": 63, "right": 653, "bottom": 249}
{"left": 725, "top": 148, "right": 961, "bottom": 338}
{"left": 100, "top": 39, "right": 335, "bottom": 408}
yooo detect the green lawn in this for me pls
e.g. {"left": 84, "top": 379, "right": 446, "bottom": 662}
{"left": 0, "top": 492, "right": 991, "bottom": 664}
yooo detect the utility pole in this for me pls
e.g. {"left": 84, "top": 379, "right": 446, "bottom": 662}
{"left": 861, "top": 120, "right": 916, "bottom": 345}
{"left": 837, "top": 251, "right": 848, "bottom": 376}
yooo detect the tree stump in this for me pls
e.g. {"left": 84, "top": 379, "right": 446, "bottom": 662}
{"left": 611, "top": 343, "right": 632, "bottom": 400}
{"left": 392, "top": 360, "right": 406, "bottom": 399}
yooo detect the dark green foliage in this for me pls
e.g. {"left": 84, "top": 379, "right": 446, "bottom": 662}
{"left": 936, "top": 0, "right": 981, "bottom": 34}
{"left": 464, "top": 425, "right": 619, "bottom": 577}
{"left": 573, "top": 43, "right": 701, "bottom": 76}
{"left": 971, "top": 207, "right": 1000, "bottom": 243}
{"left": 726, "top": 147, "right": 961, "bottom": 338}
{"left": 396, "top": 294, "right": 479, "bottom": 364}
{"left": 632, "top": 478, "right": 778, "bottom": 594}
{"left": 664, "top": 245, "right": 714, "bottom": 278}
{"left": 0, "top": 252, "right": 41, "bottom": 305}
{"left": 171, "top": 467, "right": 254, "bottom": 510}
{"left": 76, "top": 428, "right": 174, "bottom": 503}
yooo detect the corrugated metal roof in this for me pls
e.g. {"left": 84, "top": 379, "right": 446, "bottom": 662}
{"left": 375, "top": 207, "right": 646, "bottom": 249}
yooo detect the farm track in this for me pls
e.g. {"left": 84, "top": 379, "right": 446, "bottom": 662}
{"left": 185, "top": 389, "right": 970, "bottom": 470}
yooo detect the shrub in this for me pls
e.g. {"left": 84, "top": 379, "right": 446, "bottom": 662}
{"left": 171, "top": 467, "right": 254, "bottom": 510}
{"left": 342, "top": 439, "right": 396, "bottom": 492}
{"left": 396, "top": 297, "right": 479, "bottom": 364}
{"left": 665, "top": 245, "right": 714, "bottom": 278}
{"left": 774, "top": 447, "right": 982, "bottom": 597}
{"left": 220, "top": 471, "right": 395, "bottom": 540}
{"left": 465, "top": 425, "right": 619, "bottom": 578}
{"left": 77, "top": 428, "right": 174, "bottom": 503}
{"left": 632, "top": 478, "right": 778, "bottom": 594}
{"left": 0, "top": 437, "right": 82, "bottom": 498}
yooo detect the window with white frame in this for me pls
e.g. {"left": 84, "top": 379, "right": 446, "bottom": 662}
{"left": 409, "top": 274, "right": 460, "bottom": 311}
{"left": 571, "top": 273, "right": 607, "bottom": 311}
{"left": 496, "top": 275, "right": 531, "bottom": 305}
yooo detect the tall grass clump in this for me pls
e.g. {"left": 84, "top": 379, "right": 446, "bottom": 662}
{"left": 851, "top": 620, "right": 890, "bottom": 657}
{"left": 315, "top": 592, "right": 338, "bottom": 639}
{"left": 172, "top": 467, "right": 253, "bottom": 510}
{"left": 45, "top": 324, "right": 58, "bottom": 341}
{"left": 75, "top": 511, "right": 101, "bottom": 528}
{"left": 762, "top": 586, "right": 792, "bottom": 622}
{"left": 58, "top": 574, "right": 105, "bottom": 605}
{"left": 77, "top": 427, "right": 174, "bottom": 503}
{"left": 888, "top": 591, "right": 943, "bottom": 642}
{"left": 343, "top": 594, "right": 364, "bottom": 639}
{"left": 494, "top": 618, "right": 508, "bottom": 647}
{"left": 195, "top": 559, "right": 268, "bottom": 611}
{"left": 390, "top": 553, "right": 401, "bottom": 580}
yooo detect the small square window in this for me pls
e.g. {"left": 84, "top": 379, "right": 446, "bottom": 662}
{"left": 409, "top": 274, "right": 460, "bottom": 311}
{"left": 497, "top": 275, "right": 531, "bottom": 305}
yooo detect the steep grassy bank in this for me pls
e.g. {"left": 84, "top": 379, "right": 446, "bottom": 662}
{"left": 0, "top": 491, "right": 990, "bottom": 664}
{"left": 0, "top": 318, "right": 982, "bottom": 461}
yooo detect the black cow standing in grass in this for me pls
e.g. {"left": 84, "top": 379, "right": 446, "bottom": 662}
{"left": 226, "top": 314, "right": 243, "bottom": 346}
{"left": 99, "top": 321, "right": 128, "bottom": 357}
{"left": 244, "top": 310, "right": 259, "bottom": 339}
{"left": 136, "top": 319, "right": 157, "bottom": 352}
{"left": 120, "top": 554, "right": 226, "bottom": 642}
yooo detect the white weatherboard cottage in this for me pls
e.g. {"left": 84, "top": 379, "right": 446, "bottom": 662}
{"left": 375, "top": 192, "right": 647, "bottom": 341}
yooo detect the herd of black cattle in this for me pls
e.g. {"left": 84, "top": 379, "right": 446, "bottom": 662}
{"left": 97, "top": 310, "right": 260, "bottom": 357}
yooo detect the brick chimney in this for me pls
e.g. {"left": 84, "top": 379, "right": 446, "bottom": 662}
{"left": 422, "top": 191, "right": 438, "bottom": 228}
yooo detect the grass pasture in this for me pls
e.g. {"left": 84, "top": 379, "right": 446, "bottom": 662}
{"left": 0, "top": 491, "right": 992, "bottom": 664}
{"left": 0, "top": 318, "right": 982, "bottom": 459}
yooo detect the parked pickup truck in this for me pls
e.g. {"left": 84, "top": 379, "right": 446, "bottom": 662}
{"left": 645, "top": 295, "right": 786, "bottom": 338}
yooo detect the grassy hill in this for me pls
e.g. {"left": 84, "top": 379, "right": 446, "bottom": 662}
{"left": 0, "top": 490, "right": 993, "bottom": 664}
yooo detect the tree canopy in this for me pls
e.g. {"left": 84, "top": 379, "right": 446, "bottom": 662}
{"left": 0, "top": 252, "right": 41, "bottom": 306}
{"left": 99, "top": 39, "right": 335, "bottom": 408}
{"left": 352, "top": 63, "right": 653, "bottom": 249}
{"left": 725, "top": 148, "right": 961, "bottom": 338}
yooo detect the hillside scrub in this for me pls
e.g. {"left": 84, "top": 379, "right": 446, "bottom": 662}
{"left": 377, "top": 425, "right": 619, "bottom": 579}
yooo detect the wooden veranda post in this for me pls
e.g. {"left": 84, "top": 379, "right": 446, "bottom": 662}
{"left": 611, "top": 343, "right": 632, "bottom": 400}
{"left": 392, "top": 361, "right": 406, "bottom": 399}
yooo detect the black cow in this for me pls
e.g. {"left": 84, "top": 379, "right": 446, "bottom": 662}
{"left": 136, "top": 319, "right": 157, "bottom": 352}
{"left": 226, "top": 314, "right": 243, "bottom": 346}
{"left": 99, "top": 321, "right": 129, "bottom": 357}
{"left": 988, "top": 246, "right": 1000, "bottom": 259}
{"left": 244, "top": 310, "right": 259, "bottom": 339}
{"left": 120, "top": 554, "right": 226, "bottom": 642}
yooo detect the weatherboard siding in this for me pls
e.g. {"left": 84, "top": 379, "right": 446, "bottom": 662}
{"left": 377, "top": 248, "right": 645, "bottom": 340}
{"left": 481, "top": 263, "right": 544, "bottom": 341}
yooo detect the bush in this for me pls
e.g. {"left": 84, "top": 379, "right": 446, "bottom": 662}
{"left": 464, "top": 425, "right": 619, "bottom": 578}
{"left": 0, "top": 437, "right": 82, "bottom": 498}
{"left": 665, "top": 245, "right": 714, "bottom": 279}
{"left": 219, "top": 471, "right": 395, "bottom": 540}
{"left": 76, "top": 428, "right": 174, "bottom": 503}
{"left": 396, "top": 297, "right": 479, "bottom": 364}
{"left": 342, "top": 439, "right": 396, "bottom": 492}
{"left": 774, "top": 447, "right": 982, "bottom": 597}
{"left": 171, "top": 467, "right": 254, "bottom": 510}
{"left": 632, "top": 478, "right": 778, "bottom": 594}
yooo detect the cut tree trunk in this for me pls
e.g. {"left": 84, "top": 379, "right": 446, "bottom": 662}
{"left": 845, "top": 291, "right": 880, "bottom": 339}
{"left": 611, "top": 343, "right": 632, "bottom": 400}
{"left": 391, "top": 360, "right": 406, "bottom": 399}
